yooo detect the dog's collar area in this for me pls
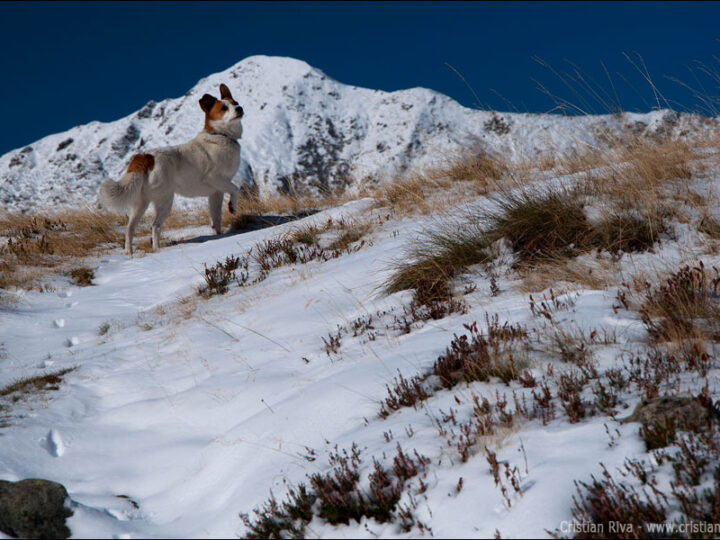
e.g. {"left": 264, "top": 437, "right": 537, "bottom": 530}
{"left": 204, "top": 129, "right": 239, "bottom": 142}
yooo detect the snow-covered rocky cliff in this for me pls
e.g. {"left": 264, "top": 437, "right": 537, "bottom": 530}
{"left": 0, "top": 55, "right": 713, "bottom": 212}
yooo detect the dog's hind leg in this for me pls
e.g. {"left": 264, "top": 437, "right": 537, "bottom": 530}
{"left": 208, "top": 191, "right": 224, "bottom": 234}
{"left": 126, "top": 197, "right": 149, "bottom": 256}
{"left": 151, "top": 195, "right": 174, "bottom": 251}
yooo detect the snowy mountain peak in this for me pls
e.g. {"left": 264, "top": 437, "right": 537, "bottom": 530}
{"left": 0, "top": 55, "right": 714, "bottom": 213}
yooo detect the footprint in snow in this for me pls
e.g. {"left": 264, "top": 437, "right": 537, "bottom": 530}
{"left": 53, "top": 319, "right": 65, "bottom": 328}
{"left": 66, "top": 337, "right": 79, "bottom": 347}
{"left": 45, "top": 428, "right": 65, "bottom": 457}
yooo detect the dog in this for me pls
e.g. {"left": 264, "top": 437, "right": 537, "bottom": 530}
{"left": 99, "top": 83, "right": 244, "bottom": 255}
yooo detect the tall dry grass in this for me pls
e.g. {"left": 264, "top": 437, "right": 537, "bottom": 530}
{"left": 371, "top": 146, "right": 514, "bottom": 216}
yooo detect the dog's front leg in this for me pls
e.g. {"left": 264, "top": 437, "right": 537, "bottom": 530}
{"left": 228, "top": 189, "right": 238, "bottom": 215}
{"left": 208, "top": 191, "right": 224, "bottom": 234}
{"left": 206, "top": 178, "right": 241, "bottom": 217}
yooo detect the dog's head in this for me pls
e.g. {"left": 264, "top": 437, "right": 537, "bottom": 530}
{"left": 199, "top": 84, "right": 244, "bottom": 139}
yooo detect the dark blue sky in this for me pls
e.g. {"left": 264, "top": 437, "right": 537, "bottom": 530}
{"left": 1, "top": 1, "right": 719, "bottom": 155}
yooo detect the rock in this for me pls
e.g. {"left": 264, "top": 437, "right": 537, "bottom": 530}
{"left": 624, "top": 395, "right": 712, "bottom": 432}
{"left": 0, "top": 478, "right": 73, "bottom": 539}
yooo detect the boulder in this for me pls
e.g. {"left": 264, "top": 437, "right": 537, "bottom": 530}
{"left": 0, "top": 478, "right": 72, "bottom": 539}
{"left": 624, "top": 395, "right": 712, "bottom": 432}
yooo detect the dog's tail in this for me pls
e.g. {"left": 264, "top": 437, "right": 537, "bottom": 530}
{"left": 99, "top": 153, "right": 154, "bottom": 213}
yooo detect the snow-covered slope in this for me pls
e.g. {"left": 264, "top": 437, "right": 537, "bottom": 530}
{"left": 2, "top": 130, "right": 720, "bottom": 537}
{"left": 0, "top": 55, "right": 713, "bottom": 213}
{"left": 0, "top": 185, "right": 716, "bottom": 538}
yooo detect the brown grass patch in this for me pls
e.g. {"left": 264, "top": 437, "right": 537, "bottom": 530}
{"left": 69, "top": 267, "right": 95, "bottom": 286}
{"left": 580, "top": 136, "right": 705, "bottom": 218}
{"left": 371, "top": 146, "right": 514, "bottom": 216}
{"left": 327, "top": 219, "right": 371, "bottom": 251}
{"left": 0, "top": 209, "right": 124, "bottom": 291}
{"left": 484, "top": 185, "right": 595, "bottom": 264}
{"left": 424, "top": 146, "right": 507, "bottom": 185}
{"left": 516, "top": 256, "right": 619, "bottom": 292}
{"left": 372, "top": 175, "right": 433, "bottom": 214}
{"left": 0, "top": 368, "right": 75, "bottom": 402}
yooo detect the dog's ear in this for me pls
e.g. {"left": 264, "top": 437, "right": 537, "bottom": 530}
{"left": 219, "top": 84, "right": 233, "bottom": 101}
{"left": 199, "top": 94, "right": 217, "bottom": 113}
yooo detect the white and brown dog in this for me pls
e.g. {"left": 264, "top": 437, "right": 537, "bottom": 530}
{"left": 99, "top": 83, "right": 244, "bottom": 255}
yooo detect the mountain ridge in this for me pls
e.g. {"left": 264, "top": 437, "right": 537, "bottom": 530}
{"left": 0, "top": 55, "right": 714, "bottom": 213}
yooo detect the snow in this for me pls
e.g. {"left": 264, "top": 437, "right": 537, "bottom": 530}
{"left": 1, "top": 55, "right": 720, "bottom": 538}
{"left": 0, "top": 173, "right": 716, "bottom": 537}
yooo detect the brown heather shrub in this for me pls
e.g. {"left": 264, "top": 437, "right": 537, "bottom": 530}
{"left": 398, "top": 278, "right": 469, "bottom": 326}
{"left": 197, "top": 255, "right": 248, "bottom": 298}
{"left": 241, "top": 444, "right": 430, "bottom": 538}
{"left": 379, "top": 371, "right": 432, "bottom": 418}
{"left": 560, "top": 409, "right": 720, "bottom": 540}
{"left": 556, "top": 463, "right": 668, "bottom": 539}
{"left": 438, "top": 392, "right": 521, "bottom": 463}
{"left": 433, "top": 319, "right": 529, "bottom": 388}
{"left": 379, "top": 315, "right": 529, "bottom": 418}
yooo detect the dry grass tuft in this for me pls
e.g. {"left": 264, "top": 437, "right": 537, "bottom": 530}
{"left": 484, "top": 185, "right": 594, "bottom": 264}
{"left": 372, "top": 175, "right": 432, "bottom": 214}
{"left": 327, "top": 218, "right": 372, "bottom": 252}
{"left": 385, "top": 218, "right": 493, "bottom": 297}
{"left": 0, "top": 368, "right": 75, "bottom": 402}
{"left": 69, "top": 267, "right": 95, "bottom": 286}
{"left": 425, "top": 146, "right": 507, "bottom": 185}
{"left": 0, "top": 210, "right": 123, "bottom": 265}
